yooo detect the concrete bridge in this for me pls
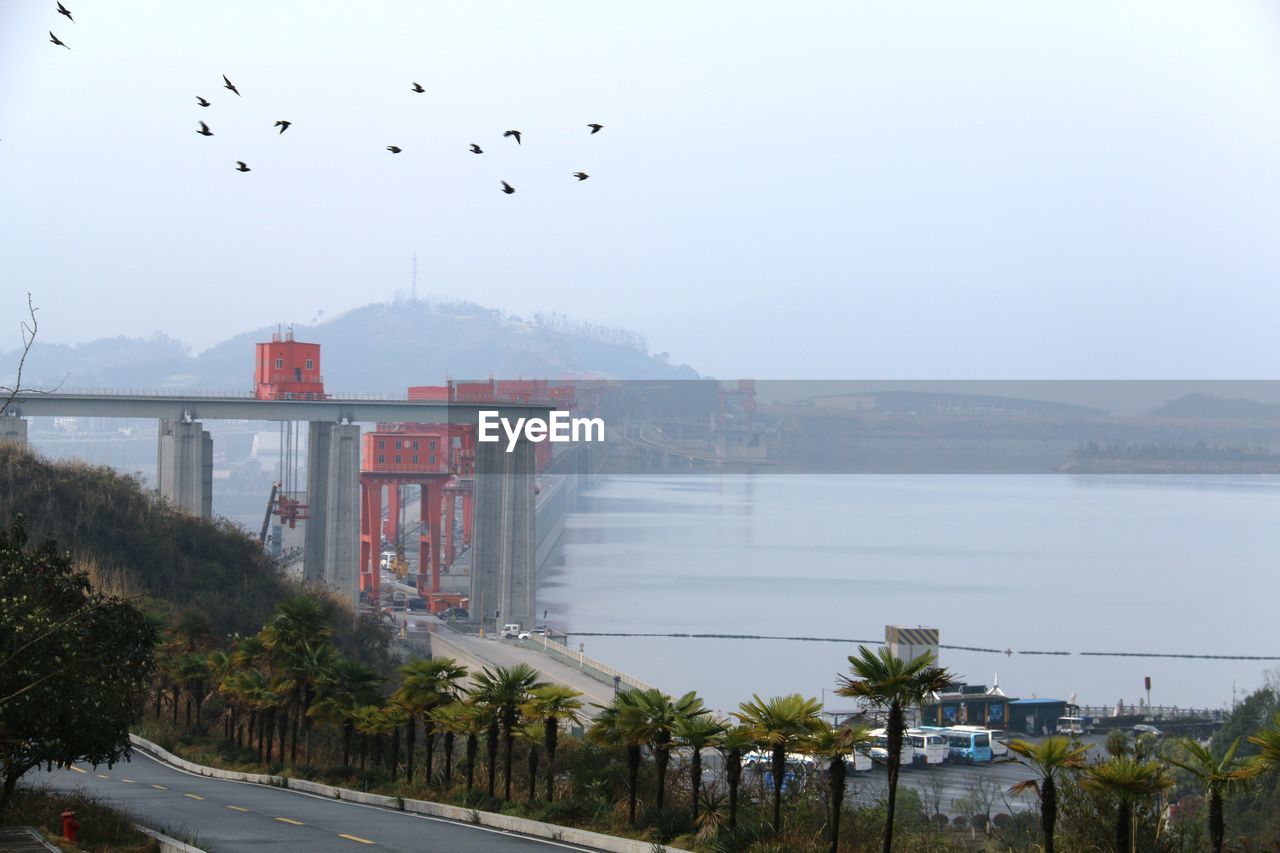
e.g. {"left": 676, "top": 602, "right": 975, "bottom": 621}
{"left": 1, "top": 390, "right": 548, "bottom": 629}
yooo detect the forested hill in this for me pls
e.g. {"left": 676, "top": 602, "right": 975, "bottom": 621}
{"left": 7, "top": 300, "right": 698, "bottom": 393}
{"left": 0, "top": 444, "right": 383, "bottom": 665}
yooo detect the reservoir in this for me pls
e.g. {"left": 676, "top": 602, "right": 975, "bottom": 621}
{"left": 539, "top": 474, "right": 1280, "bottom": 714}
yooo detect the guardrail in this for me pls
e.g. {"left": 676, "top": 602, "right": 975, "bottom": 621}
{"left": 128, "top": 734, "right": 689, "bottom": 853}
{"left": 532, "top": 635, "right": 657, "bottom": 694}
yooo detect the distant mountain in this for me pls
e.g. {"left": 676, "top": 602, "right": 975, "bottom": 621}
{"left": 7, "top": 300, "right": 698, "bottom": 393}
{"left": 1152, "top": 393, "right": 1280, "bottom": 420}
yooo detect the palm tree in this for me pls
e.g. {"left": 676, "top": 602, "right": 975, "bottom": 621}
{"left": 806, "top": 723, "right": 873, "bottom": 853}
{"left": 515, "top": 722, "right": 545, "bottom": 802}
{"left": 717, "top": 725, "right": 757, "bottom": 831}
{"left": 431, "top": 700, "right": 479, "bottom": 791}
{"left": 1164, "top": 737, "right": 1250, "bottom": 853}
{"left": 520, "top": 684, "right": 584, "bottom": 802}
{"left": 175, "top": 653, "right": 210, "bottom": 729}
{"left": 628, "top": 689, "right": 709, "bottom": 812}
{"left": 1007, "top": 736, "right": 1091, "bottom": 853}
{"left": 673, "top": 713, "right": 727, "bottom": 824}
{"left": 1247, "top": 711, "right": 1280, "bottom": 773}
{"left": 309, "top": 658, "right": 382, "bottom": 768}
{"left": 470, "top": 664, "right": 545, "bottom": 801}
{"left": 1082, "top": 755, "right": 1173, "bottom": 853}
{"left": 734, "top": 693, "right": 825, "bottom": 832}
{"left": 206, "top": 649, "right": 238, "bottom": 741}
{"left": 588, "top": 691, "right": 648, "bottom": 825}
{"left": 835, "top": 646, "right": 955, "bottom": 853}
{"left": 395, "top": 657, "right": 468, "bottom": 784}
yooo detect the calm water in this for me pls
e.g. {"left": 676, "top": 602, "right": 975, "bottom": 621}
{"left": 538, "top": 474, "right": 1280, "bottom": 714}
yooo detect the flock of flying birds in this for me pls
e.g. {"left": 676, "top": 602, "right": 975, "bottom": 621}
{"left": 46, "top": 2, "right": 604, "bottom": 194}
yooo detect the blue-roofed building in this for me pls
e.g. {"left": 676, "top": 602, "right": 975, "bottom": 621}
{"left": 1008, "top": 698, "right": 1070, "bottom": 735}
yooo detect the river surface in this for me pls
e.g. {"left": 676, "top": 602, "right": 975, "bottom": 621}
{"left": 538, "top": 474, "right": 1279, "bottom": 714}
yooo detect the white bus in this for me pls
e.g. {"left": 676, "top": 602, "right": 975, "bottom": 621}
{"left": 868, "top": 728, "right": 914, "bottom": 766}
{"left": 905, "top": 729, "right": 948, "bottom": 765}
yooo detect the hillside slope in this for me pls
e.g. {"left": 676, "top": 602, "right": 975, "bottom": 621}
{"left": 0, "top": 444, "right": 292, "bottom": 637}
{"left": 8, "top": 299, "right": 698, "bottom": 393}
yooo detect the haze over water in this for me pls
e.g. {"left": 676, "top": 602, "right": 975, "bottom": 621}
{"left": 540, "top": 474, "right": 1280, "bottom": 714}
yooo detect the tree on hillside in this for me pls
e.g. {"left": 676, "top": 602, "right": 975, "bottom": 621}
{"left": 1, "top": 294, "right": 43, "bottom": 417}
{"left": 806, "top": 722, "right": 873, "bottom": 853}
{"left": 1165, "top": 736, "right": 1252, "bottom": 853}
{"left": 1082, "top": 756, "right": 1173, "bottom": 853}
{"left": 835, "top": 646, "right": 955, "bottom": 853}
{"left": 1007, "top": 735, "right": 1091, "bottom": 853}
{"left": 520, "top": 684, "right": 584, "bottom": 802}
{"left": 735, "top": 693, "right": 826, "bottom": 833}
{"left": 0, "top": 515, "right": 156, "bottom": 812}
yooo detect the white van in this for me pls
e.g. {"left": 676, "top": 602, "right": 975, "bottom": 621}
{"left": 1056, "top": 716, "right": 1092, "bottom": 736}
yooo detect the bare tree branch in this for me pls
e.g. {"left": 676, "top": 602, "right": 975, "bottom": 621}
{"left": 1, "top": 293, "right": 64, "bottom": 418}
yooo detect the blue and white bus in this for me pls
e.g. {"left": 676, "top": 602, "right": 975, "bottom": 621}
{"left": 918, "top": 726, "right": 993, "bottom": 764}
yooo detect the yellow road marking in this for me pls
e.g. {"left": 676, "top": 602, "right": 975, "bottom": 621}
{"left": 275, "top": 817, "right": 305, "bottom": 826}
{"left": 96, "top": 774, "right": 110, "bottom": 779}
{"left": 226, "top": 805, "right": 250, "bottom": 812}
{"left": 151, "top": 784, "right": 168, "bottom": 790}
{"left": 69, "top": 766, "right": 86, "bottom": 774}
{"left": 120, "top": 779, "right": 136, "bottom": 784}
{"left": 184, "top": 794, "right": 205, "bottom": 801}
{"left": 338, "top": 833, "right": 375, "bottom": 845}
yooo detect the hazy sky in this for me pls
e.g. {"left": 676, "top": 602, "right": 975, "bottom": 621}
{"left": 4, "top": 1, "right": 1280, "bottom": 379}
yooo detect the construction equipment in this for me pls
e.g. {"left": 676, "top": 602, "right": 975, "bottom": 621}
{"left": 259, "top": 482, "right": 279, "bottom": 546}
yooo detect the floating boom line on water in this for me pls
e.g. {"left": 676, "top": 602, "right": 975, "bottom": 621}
{"left": 561, "top": 632, "right": 1280, "bottom": 660}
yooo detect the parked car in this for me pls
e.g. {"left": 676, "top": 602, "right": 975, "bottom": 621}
{"left": 518, "top": 626, "right": 549, "bottom": 640}
{"left": 406, "top": 596, "right": 428, "bottom": 612}
{"left": 441, "top": 607, "right": 468, "bottom": 619}
{"left": 500, "top": 623, "right": 521, "bottom": 639}
{"left": 391, "top": 590, "right": 407, "bottom": 608}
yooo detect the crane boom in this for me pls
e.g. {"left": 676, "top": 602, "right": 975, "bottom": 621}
{"left": 259, "top": 482, "right": 279, "bottom": 546}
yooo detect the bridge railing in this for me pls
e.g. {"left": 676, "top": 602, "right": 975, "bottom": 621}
{"left": 526, "top": 635, "right": 657, "bottom": 694}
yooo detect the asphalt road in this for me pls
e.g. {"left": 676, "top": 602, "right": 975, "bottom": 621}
{"left": 26, "top": 751, "right": 600, "bottom": 853}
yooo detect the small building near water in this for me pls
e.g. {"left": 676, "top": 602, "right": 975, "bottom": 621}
{"left": 918, "top": 682, "right": 1070, "bottom": 735}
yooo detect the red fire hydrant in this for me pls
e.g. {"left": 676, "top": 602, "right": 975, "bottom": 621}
{"left": 60, "top": 809, "right": 80, "bottom": 845}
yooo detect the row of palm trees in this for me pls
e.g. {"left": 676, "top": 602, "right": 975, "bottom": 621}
{"left": 149, "top": 602, "right": 1280, "bottom": 852}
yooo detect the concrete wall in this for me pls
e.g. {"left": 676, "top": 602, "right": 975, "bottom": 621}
{"left": 470, "top": 438, "right": 536, "bottom": 630}
{"left": 155, "top": 419, "right": 211, "bottom": 517}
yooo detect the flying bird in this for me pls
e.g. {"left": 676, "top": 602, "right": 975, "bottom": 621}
{"left": 503, "top": 129, "right": 522, "bottom": 145}
{"left": 196, "top": 95, "right": 211, "bottom": 107}
{"left": 469, "top": 144, "right": 483, "bottom": 154}
{"left": 573, "top": 172, "right": 589, "bottom": 181}
{"left": 196, "top": 121, "right": 213, "bottom": 137}
{"left": 411, "top": 82, "right": 425, "bottom": 93}
{"left": 49, "top": 31, "right": 69, "bottom": 49}
{"left": 274, "top": 120, "right": 291, "bottom": 134}
{"left": 223, "top": 75, "right": 240, "bottom": 96}
{"left": 56, "top": 2, "right": 74, "bottom": 23}
{"left": 587, "top": 123, "right": 603, "bottom": 134}
{"left": 500, "top": 181, "right": 515, "bottom": 194}
{"left": 235, "top": 161, "right": 250, "bottom": 172}
{"left": 386, "top": 145, "right": 402, "bottom": 153}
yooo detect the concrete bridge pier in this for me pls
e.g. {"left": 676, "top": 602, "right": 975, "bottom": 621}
{"left": 0, "top": 416, "right": 27, "bottom": 446}
{"left": 156, "top": 419, "right": 212, "bottom": 517}
{"left": 303, "top": 422, "right": 361, "bottom": 603}
{"left": 469, "top": 437, "right": 536, "bottom": 632}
